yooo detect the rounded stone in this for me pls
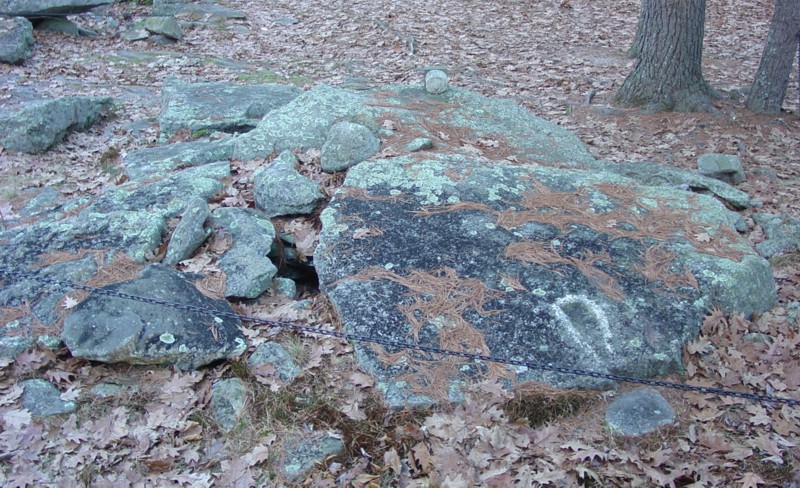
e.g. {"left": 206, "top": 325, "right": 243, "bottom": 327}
{"left": 605, "top": 388, "right": 675, "bottom": 436}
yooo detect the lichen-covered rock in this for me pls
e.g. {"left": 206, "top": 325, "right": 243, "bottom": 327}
{"left": 253, "top": 150, "right": 324, "bottom": 217}
{"left": 164, "top": 196, "right": 211, "bottom": 265}
{"left": 211, "top": 378, "right": 247, "bottom": 431}
{"left": 0, "top": 16, "right": 33, "bottom": 64}
{"left": 123, "top": 139, "right": 234, "bottom": 181}
{"left": 425, "top": 69, "right": 449, "bottom": 94}
{"left": 753, "top": 212, "right": 800, "bottom": 258}
{"left": 248, "top": 342, "right": 301, "bottom": 383}
{"left": 143, "top": 16, "right": 183, "bottom": 40}
{"left": 62, "top": 264, "right": 247, "bottom": 369}
{"left": 281, "top": 432, "right": 344, "bottom": 481}
{"left": 211, "top": 207, "right": 277, "bottom": 298}
{"left": 0, "top": 0, "right": 112, "bottom": 17}
{"left": 320, "top": 121, "right": 380, "bottom": 173}
{"left": 21, "top": 379, "right": 77, "bottom": 417}
{"left": 159, "top": 78, "right": 300, "bottom": 142}
{"left": 697, "top": 153, "right": 745, "bottom": 185}
{"left": 316, "top": 153, "right": 775, "bottom": 407}
{"left": 0, "top": 96, "right": 113, "bottom": 154}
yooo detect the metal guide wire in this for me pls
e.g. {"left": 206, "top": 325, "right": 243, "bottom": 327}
{"left": 1, "top": 264, "right": 798, "bottom": 408}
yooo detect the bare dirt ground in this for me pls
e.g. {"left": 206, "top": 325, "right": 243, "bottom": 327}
{"left": 1, "top": 0, "right": 799, "bottom": 486}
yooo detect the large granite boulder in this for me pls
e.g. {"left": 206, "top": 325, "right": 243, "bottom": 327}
{"left": 158, "top": 78, "right": 301, "bottom": 142}
{"left": 0, "top": 96, "right": 113, "bottom": 154}
{"left": 0, "top": 16, "right": 33, "bottom": 64}
{"left": 305, "top": 84, "right": 776, "bottom": 407}
{"left": 62, "top": 264, "right": 246, "bottom": 369}
{"left": 0, "top": 0, "right": 112, "bottom": 17}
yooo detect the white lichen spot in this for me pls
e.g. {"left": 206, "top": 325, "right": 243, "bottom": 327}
{"left": 532, "top": 288, "right": 546, "bottom": 297}
{"left": 159, "top": 333, "right": 176, "bottom": 344}
{"left": 389, "top": 189, "right": 402, "bottom": 196}
{"left": 384, "top": 263, "right": 395, "bottom": 270}
{"left": 178, "top": 344, "right": 189, "bottom": 353}
{"left": 447, "top": 196, "right": 460, "bottom": 203}
{"left": 213, "top": 317, "right": 223, "bottom": 324}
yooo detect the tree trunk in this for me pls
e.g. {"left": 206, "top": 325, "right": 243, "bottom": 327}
{"left": 612, "top": 0, "right": 713, "bottom": 112}
{"left": 747, "top": 0, "right": 800, "bottom": 114}
{"left": 627, "top": 0, "right": 646, "bottom": 58}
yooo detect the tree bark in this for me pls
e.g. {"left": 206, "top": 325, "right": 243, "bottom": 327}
{"left": 612, "top": 0, "right": 713, "bottom": 112}
{"left": 627, "top": 0, "right": 646, "bottom": 58}
{"left": 747, "top": 0, "right": 800, "bottom": 114}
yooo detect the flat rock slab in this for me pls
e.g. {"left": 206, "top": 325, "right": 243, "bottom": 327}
{"left": 0, "top": 0, "right": 112, "bottom": 16}
{"left": 0, "top": 96, "right": 112, "bottom": 154}
{"left": 62, "top": 264, "right": 246, "bottom": 369}
{"left": 158, "top": 78, "right": 301, "bottom": 142}
{"left": 316, "top": 152, "right": 774, "bottom": 406}
{"left": 123, "top": 139, "right": 234, "bottom": 181}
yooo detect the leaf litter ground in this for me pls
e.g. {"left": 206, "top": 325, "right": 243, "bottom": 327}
{"left": 1, "top": 0, "right": 799, "bottom": 486}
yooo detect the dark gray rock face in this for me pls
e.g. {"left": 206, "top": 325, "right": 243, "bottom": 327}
{"left": 21, "top": 379, "right": 77, "bottom": 417}
{"left": 753, "top": 213, "right": 800, "bottom": 258}
{"left": 62, "top": 264, "right": 247, "bottom": 369}
{"left": 0, "top": 0, "right": 112, "bottom": 17}
{"left": 0, "top": 96, "right": 113, "bottom": 154}
{"left": 605, "top": 389, "right": 675, "bottom": 436}
{"left": 210, "top": 207, "right": 277, "bottom": 298}
{"left": 0, "top": 16, "right": 33, "bottom": 64}
{"left": 123, "top": 139, "right": 234, "bottom": 181}
{"left": 164, "top": 196, "right": 211, "bottom": 265}
{"left": 253, "top": 150, "right": 324, "bottom": 217}
{"left": 158, "top": 78, "right": 301, "bottom": 142}
{"left": 320, "top": 121, "right": 380, "bottom": 172}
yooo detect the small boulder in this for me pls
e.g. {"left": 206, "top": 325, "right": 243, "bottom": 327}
{"left": 21, "top": 379, "right": 77, "bottom": 417}
{"left": 697, "top": 153, "right": 745, "bottom": 185}
{"left": 248, "top": 342, "right": 301, "bottom": 384}
{"left": 405, "top": 137, "right": 433, "bottom": 153}
{"left": 35, "top": 18, "right": 96, "bottom": 37}
{"left": 143, "top": 16, "right": 183, "bottom": 40}
{"left": 281, "top": 432, "right": 344, "bottom": 481}
{"left": 120, "top": 28, "right": 149, "bottom": 42}
{"left": 0, "top": 16, "right": 33, "bottom": 64}
{"left": 425, "top": 69, "right": 449, "bottom": 94}
{"left": 320, "top": 121, "right": 380, "bottom": 173}
{"left": 211, "top": 207, "right": 277, "bottom": 298}
{"left": 62, "top": 264, "right": 247, "bottom": 369}
{"left": 164, "top": 196, "right": 211, "bottom": 265}
{"left": 253, "top": 150, "right": 324, "bottom": 217}
{"left": 0, "top": 96, "right": 113, "bottom": 154}
{"left": 211, "top": 377, "right": 247, "bottom": 432}
{"left": 0, "top": 0, "right": 112, "bottom": 17}
{"left": 752, "top": 213, "right": 800, "bottom": 258}
{"left": 605, "top": 389, "right": 675, "bottom": 436}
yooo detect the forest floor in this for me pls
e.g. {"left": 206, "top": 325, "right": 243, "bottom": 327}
{"left": 1, "top": 0, "right": 799, "bottom": 486}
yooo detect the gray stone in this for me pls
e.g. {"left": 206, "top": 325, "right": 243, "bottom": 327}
{"left": 605, "top": 389, "right": 675, "bottom": 436}
{"left": 123, "top": 139, "right": 234, "bottom": 181}
{"left": 21, "top": 379, "right": 77, "bottom": 417}
{"left": 595, "top": 160, "right": 752, "bottom": 209}
{"left": 62, "top": 264, "right": 247, "bottom": 369}
{"left": 143, "top": 16, "right": 183, "bottom": 40}
{"left": 0, "top": 96, "right": 113, "bottom": 154}
{"left": 36, "top": 335, "right": 62, "bottom": 350}
{"left": 248, "top": 342, "right": 300, "bottom": 383}
{"left": 20, "top": 187, "right": 62, "bottom": 217}
{"left": 35, "top": 18, "right": 96, "bottom": 37}
{"left": 0, "top": 0, "right": 112, "bottom": 17}
{"left": 0, "top": 16, "right": 33, "bottom": 64}
{"left": 211, "top": 378, "right": 247, "bottom": 432}
{"left": 211, "top": 207, "right": 277, "bottom": 298}
{"left": 164, "top": 196, "right": 211, "bottom": 265}
{"left": 425, "top": 69, "right": 449, "bottom": 94}
{"left": 752, "top": 213, "right": 800, "bottom": 258}
{"left": 0, "top": 336, "right": 33, "bottom": 361}
{"left": 281, "top": 432, "right": 344, "bottom": 481}
{"left": 697, "top": 153, "right": 745, "bottom": 185}
{"left": 274, "top": 277, "right": 297, "bottom": 300}
{"left": 405, "top": 137, "right": 433, "bottom": 153}
{"left": 321, "top": 121, "right": 380, "bottom": 173}
{"left": 91, "top": 383, "right": 127, "bottom": 398}
{"left": 119, "top": 28, "right": 149, "bottom": 42}
{"left": 152, "top": 0, "right": 188, "bottom": 16}
{"left": 159, "top": 78, "right": 301, "bottom": 143}
{"left": 316, "top": 152, "right": 774, "bottom": 407}
{"left": 253, "top": 150, "right": 324, "bottom": 217}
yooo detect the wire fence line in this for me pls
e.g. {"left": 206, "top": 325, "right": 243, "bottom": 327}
{"left": 1, "top": 264, "right": 798, "bottom": 408}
